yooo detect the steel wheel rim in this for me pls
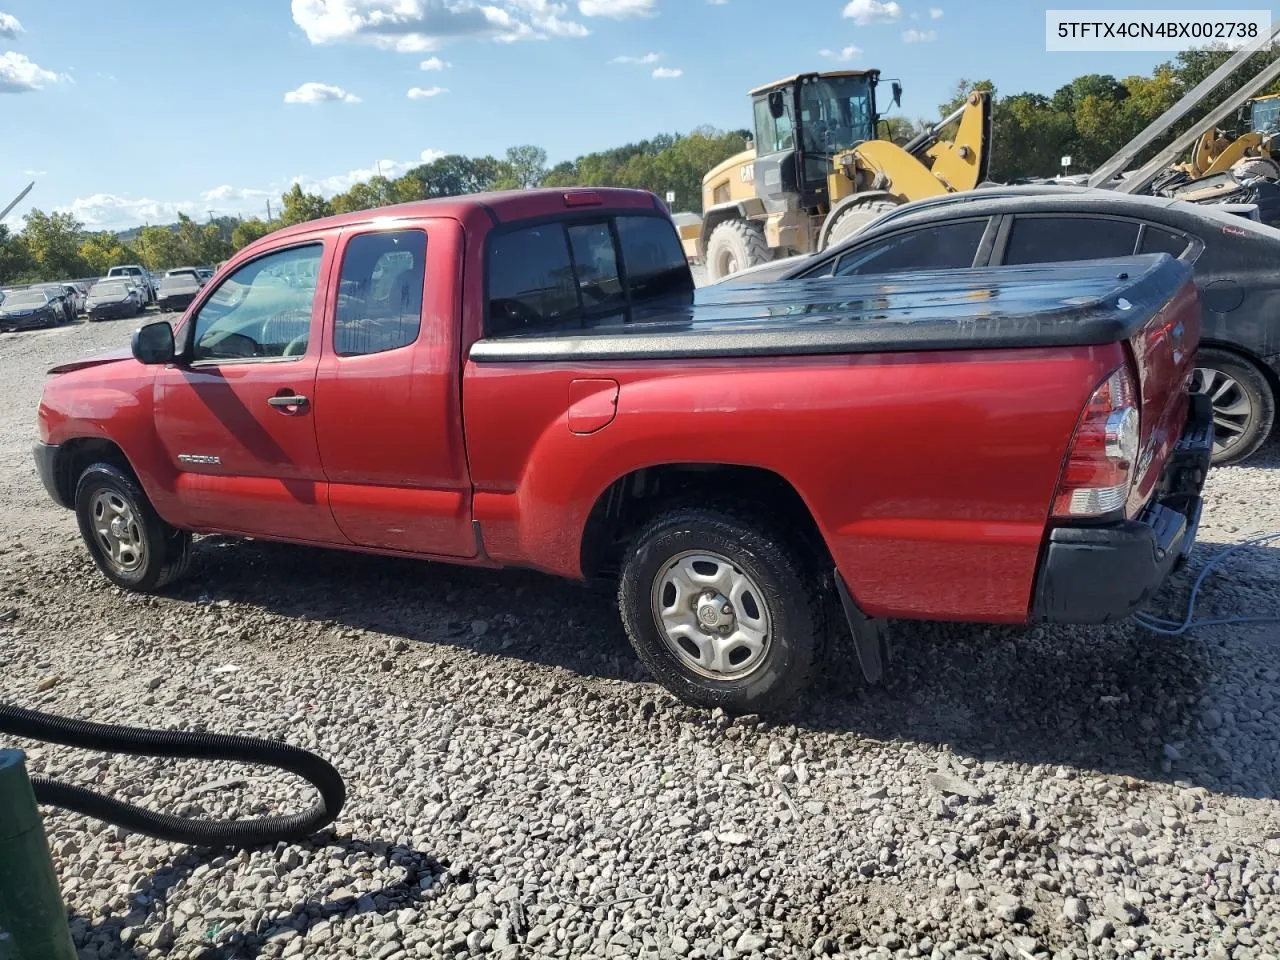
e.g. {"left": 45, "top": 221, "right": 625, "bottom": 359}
{"left": 649, "top": 550, "right": 773, "bottom": 681}
{"left": 90, "top": 489, "right": 146, "bottom": 574}
{"left": 714, "top": 247, "right": 738, "bottom": 278}
{"left": 1192, "top": 365, "right": 1253, "bottom": 455}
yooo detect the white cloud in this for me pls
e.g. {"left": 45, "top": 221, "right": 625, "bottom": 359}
{"left": 578, "top": 0, "right": 655, "bottom": 17}
{"left": 407, "top": 85, "right": 448, "bottom": 98}
{"left": 707, "top": 0, "right": 728, "bottom": 4}
{"left": 842, "top": 0, "right": 901, "bottom": 24}
{"left": 820, "top": 44, "right": 862, "bottom": 62}
{"left": 929, "top": 6, "right": 943, "bottom": 17}
{"left": 292, "top": 148, "right": 448, "bottom": 195}
{"left": 56, "top": 148, "right": 450, "bottom": 232}
{"left": 0, "top": 11, "right": 22, "bottom": 38}
{"left": 652, "top": 66, "right": 682, "bottom": 79}
{"left": 419, "top": 56, "right": 450, "bottom": 70}
{"left": 902, "top": 27, "right": 935, "bottom": 41}
{"left": 22, "top": 169, "right": 46, "bottom": 177}
{"left": 611, "top": 51, "right": 659, "bottom": 64}
{"left": 0, "top": 52, "right": 63, "bottom": 93}
{"left": 283, "top": 81, "right": 361, "bottom": 104}
{"left": 291, "top": 0, "right": 589, "bottom": 51}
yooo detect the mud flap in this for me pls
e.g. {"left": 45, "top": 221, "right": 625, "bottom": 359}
{"left": 834, "top": 571, "right": 891, "bottom": 684}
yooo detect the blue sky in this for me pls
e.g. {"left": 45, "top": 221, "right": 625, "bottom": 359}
{"left": 0, "top": 1, "right": 1200, "bottom": 231}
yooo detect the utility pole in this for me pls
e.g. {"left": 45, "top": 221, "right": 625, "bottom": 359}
{"left": 266, "top": 199, "right": 273, "bottom": 222}
{"left": 0, "top": 181, "right": 34, "bottom": 224}
{"left": 207, "top": 210, "right": 215, "bottom": 224}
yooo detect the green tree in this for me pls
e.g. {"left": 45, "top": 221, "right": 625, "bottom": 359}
{"left": 280, "top": 184, "right": 334, "bottom": 226}
{"left": 197, "top": 224, "right": 232, "bottom": 264}
{"left": 136, "top": 225, "right": 184, "bottom": 272}
{"left": 0, "top": 225, "right": 35, "bottom": 284}
{"left": 231, "top": 218, "right": 275, "bottom": 252}
{"left": 22, "top": 209, "right": 87, "bottom": 280}
{"left": 499, "top": 145, "right": 548, "bottom": 190}
{"left": 78, "top": 232, "right": 136, "bottom": 276}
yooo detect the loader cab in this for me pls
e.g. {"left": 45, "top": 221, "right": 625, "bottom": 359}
{"left": 1250, "top": 94, "right": 1280, "bottom": 135}
{"left": 751, "top": 70, "right": 883, "bottom": 210}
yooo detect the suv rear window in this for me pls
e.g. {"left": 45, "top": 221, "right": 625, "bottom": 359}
{"left": 485, "top": 214, "right": 693, "bottom": 337}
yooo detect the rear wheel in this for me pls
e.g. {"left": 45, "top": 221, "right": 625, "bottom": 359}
{"left": 74, "top": 463, "right": 193, "bottom": 592}
{"left": 618, "top": 506, "right": 826, "bottom": 714}
{"left": 822, "top": 198, "right": 902, "bottom": 251}
{"left": 705, "top": 219, "right": 772, "bottom": 282}
{"left": 1192, "top": 347, "right": 1276, "bottom": 465}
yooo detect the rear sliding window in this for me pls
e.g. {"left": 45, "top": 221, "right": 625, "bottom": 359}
{"left": 1140, "top": 225, "right": 1191, "bottom": 258}
{"left": 485, "top": 214, "right": 693, "bottom": 337}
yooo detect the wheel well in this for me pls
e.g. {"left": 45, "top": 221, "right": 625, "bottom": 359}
{"left": 579, "top": 464, "right": 833, "bottom": 583}
{"left": 54, "top": 438, "right": 136, "bottom": 506}
{"left": 1198, "top": 339, "right": 1278, "bottom": 387}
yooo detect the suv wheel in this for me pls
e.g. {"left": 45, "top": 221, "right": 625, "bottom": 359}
{"left": 618, "top": 506, "right": 827, "bottom": 713}
{"left": 74, "top": 463, "right": 193, "bottom": 591}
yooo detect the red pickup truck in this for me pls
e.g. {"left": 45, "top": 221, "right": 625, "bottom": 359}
{"left": 33, "top": 187, "right": 1212, "bottom": 712}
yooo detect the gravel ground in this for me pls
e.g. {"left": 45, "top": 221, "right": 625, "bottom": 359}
{"left": 2, "top": 316, "right": 1279, "bottom": 960}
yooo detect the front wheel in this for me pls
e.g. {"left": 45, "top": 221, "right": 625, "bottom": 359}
{"left": 75, "top": 463, "right": 193, "bottom": 591}
{"left": 1192, "top": 348, "right": 1276, "bottom": 465}
{"left": 618, "top": 507, "right": 826, "bottom": 713}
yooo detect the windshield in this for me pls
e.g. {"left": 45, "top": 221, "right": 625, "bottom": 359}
{"left": 798, "top": 75, "right": 875, "bottom": 154}
{"left": 3, "top": 291, "right": 48, "bottom": 307}
{"left": 1253, "top": 97, "right": 1280, "bottom": 135}
{"left": 90, "top": 282, "right": 129, "bottom": 297}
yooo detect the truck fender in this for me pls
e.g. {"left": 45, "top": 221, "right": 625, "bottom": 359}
{"left": 699, "top": 198, "right": 768, "bottom": 249}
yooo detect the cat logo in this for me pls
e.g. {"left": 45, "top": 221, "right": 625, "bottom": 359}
{"left": 740, "top": 165, "right": 754, "bottom": 183}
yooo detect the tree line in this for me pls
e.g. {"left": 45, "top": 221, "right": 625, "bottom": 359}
{"left": 2, "top": 44, "right": 1274, "bottom": 286}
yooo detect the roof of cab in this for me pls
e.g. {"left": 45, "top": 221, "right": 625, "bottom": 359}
{"left": 255, "top": 187, "right": 665, "bottom": 249}
{"left": 748, "top": 70, "right": 879, "bottom": 97}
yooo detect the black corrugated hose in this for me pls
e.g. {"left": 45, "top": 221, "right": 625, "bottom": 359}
{"left": 0, "top": 701, "right": 345, "bottom": 848}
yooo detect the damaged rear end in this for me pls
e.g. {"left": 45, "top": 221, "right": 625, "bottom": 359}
{"left": 1033, "top": 259, "right": 1213, "bottom": 624}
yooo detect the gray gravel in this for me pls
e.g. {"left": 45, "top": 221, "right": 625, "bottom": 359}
{"left": 2, "top": 316, "right": 1280, "bottom": 959}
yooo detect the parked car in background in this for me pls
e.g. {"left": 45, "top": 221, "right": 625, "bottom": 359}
{"left": 0, "top": 288, "right": 63, "bottom": 330}
{"left": 32, "top": 284, "right": 76, "bottom": 325}
{"left": 30, "top": 188, "right": 1210, "bottom": 712}
{"left": 196, "top": 266, "right": 214, "bottom": 283}
{"left": 106, "top": 264, "right": 155, "bottom": 306}
{"left": 155, "top": 268, "right": 204, "bottom": 312}
{"left": 727, "top": 186, "right": 1280, "bottom": 465}
{"left": 85, "top": 278, "right": 142, "bottom": 321}
{"left": 58, "top": 282, "right": 86, "bottom": 317}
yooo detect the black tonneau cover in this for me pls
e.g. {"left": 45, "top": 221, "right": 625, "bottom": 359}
{"left": 469, "top": 254, "right": 1192, "bottom": 363}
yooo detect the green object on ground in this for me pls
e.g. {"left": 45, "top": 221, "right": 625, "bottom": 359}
{"left": 0, "top": 749, "right": 76, "bottom": 960}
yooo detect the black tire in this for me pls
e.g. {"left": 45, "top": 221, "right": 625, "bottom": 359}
{"left": 1193, "top": 347, "right": 1276, "bottom": 466}
{"left": 822, "top": 198, "right": 902, "bottom": 251}
{"left": 618, "top": 506, "right": 827, "bottom": 714}
{"left": 705, "top": 219, "right": 772, "bottom": 282}
{"left": 74, "top": 463, "right": 193, "bottom": 592}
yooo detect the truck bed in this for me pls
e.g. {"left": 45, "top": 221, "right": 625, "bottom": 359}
{"left": 470, "top": 254, "right": 1192, "bottom": 362}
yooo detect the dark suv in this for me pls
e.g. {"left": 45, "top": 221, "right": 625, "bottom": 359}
{"left": 734, "top": 186, "right": 1280, "bottom": 465}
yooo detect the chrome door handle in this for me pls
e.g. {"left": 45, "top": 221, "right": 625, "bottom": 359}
{"left": 267, "top": 394, "right": 309, "bottom": 408}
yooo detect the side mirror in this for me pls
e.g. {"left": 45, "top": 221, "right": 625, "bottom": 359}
{"left": 768, "top": 90, "right": 786, "bottom": 120}
{"left": 132, "top": 320, "right": 175, "bottom": 365}
{"left": 891, "top": 81, "right": 903, "bottom": 109}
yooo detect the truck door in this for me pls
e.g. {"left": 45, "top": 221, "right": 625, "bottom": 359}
{"left": 311, "top": 218, "right": 476, "bottom": 557}
{"left": 153, "top": 239, "right": 344, "bottom": 543}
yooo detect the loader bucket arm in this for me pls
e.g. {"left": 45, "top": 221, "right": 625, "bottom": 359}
{"left": 924, "top": 91, "right": 992, "bottom": 191}
{"left": 850, "top": 140, "right": 951, "bottom": 202}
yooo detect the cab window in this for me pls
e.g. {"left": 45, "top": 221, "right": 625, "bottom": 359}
{"left": 333, "top": 230, "right": 426, "bottom": 357}
{"left": 190, "top": 244, "right": 322, "bottom": 362}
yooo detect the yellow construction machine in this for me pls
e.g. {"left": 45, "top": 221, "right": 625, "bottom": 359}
{"left": 679, "top": 70, "right": 992, "bottom": 282}
{"left": 1174, "top": 92, "right": 1280, "bottom": 181}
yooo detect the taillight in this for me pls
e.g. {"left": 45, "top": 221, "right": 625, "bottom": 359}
{"left": 1052, "top": 366, "right": 1140, "bottom": 519}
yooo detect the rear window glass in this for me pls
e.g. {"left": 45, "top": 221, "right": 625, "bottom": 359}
{"left": 830, "top": 220, "right": 987, "bottom": 277}
{"left": 333, "top": 229, "right": 426, "bottom": 356}
{"left": 1140, "top": 225, "right": 1190, "bottom": 258}
{"left": 1004, "top": 217, "right": 1139, "bottom": 265}
{"left": 485, "top": 213, "right": 693, "bottom": 338}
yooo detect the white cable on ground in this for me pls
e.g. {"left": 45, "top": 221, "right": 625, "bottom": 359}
{"left": 1133, "top": 531, "right": 1280, "bottom": 636}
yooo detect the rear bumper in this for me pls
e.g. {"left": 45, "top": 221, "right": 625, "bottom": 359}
{"left": 1031, "top": 394, "right": 1213, "bottom": 625}
{"left": 157, "top": 295, "right": 194, "bottom": 312}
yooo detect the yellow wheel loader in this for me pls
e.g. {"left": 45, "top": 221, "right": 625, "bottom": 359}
{"left": 679, "top": 71, "right": 992, "bottom": 282}
{"left": 1173, "top": 92, "right": 1280, "bottom": 182}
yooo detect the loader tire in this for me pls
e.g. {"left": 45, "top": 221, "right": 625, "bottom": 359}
{"left": 822, "top": 198, "right": 902, "bottom": 251}
{"left": 705, "top": 219, "right": 772, "bottom": 282}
